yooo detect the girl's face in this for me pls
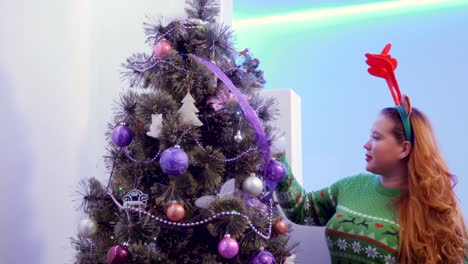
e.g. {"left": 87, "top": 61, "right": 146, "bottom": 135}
{"left": 363, "top": 114, "right": 407, "bottom": 175}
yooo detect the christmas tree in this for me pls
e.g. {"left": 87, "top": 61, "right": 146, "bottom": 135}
{"left": 72, "top": 0, "right": 297, "bottom": 263}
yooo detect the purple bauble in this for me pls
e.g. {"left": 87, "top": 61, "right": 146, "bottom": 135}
{"left": 239, "top": 192, "right": 269, "bottom": 217}
{"left": 266, "top": 160, "right": 286, "bottom": 182}
{"left": 218, "top": 235, "right": 239, "bottom": 259}
{"left": 160, "top": 145, "right": 189, "bottom": 176}
{"left": 107, "top": 245, "right": 129, "bottom": 264}
{"left": 112, "top": 124, "right": 133, "bottom": 147}
{"left": 250, "top": 250, "right": 276, "bottom": 264}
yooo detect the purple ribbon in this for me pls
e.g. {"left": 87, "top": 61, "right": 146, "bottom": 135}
{"left": 189, "top": 55, "right": 274, "bottom": 190}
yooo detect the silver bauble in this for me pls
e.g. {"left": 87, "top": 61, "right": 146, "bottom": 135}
{"left": 242, "top": 174, "right": 263, "bottom": 197}
{"left": 78, "top": 218, "right": 98, "bottom": 238}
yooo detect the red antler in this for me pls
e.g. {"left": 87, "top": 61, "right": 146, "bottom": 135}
{"left": 365, "top": 43, "right": 402, "bottom": 105}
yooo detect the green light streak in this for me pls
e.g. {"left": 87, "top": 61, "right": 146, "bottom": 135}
{"left": 233, "top": 0, "right": 468, "bottom": 29}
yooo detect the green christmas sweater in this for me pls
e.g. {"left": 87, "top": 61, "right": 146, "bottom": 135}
{"left": 276, "top": 173, "right": 402, "bottom": 264}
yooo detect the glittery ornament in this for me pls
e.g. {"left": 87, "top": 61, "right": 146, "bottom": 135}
{"left": 165, "top": 201, "right": 185, "bottom": 222}
{"left": 240, "top": 192, "right": 269, "bottom": 217}
{"left": 218, "top": 234, "right": 239, "bottom": 259}
{"left": 111, "top": 123, "right": 133, "bottom": 147}
{"left": 107, "top": 245, "right": 129, "bottom": 264}
{"left": 273, "top": 219, "right": 288, "bottom": 235}
{"left": 153, "top": 39, "right": 172, "bottom": 58}
{"left": 250, "top": 249, "right": 276, "bottom": 264}
{"left": 266, "top": 160, "right": 287, "bottom": 182}
{"left": 159, "top": 145, "right": 189, "bottom": 176}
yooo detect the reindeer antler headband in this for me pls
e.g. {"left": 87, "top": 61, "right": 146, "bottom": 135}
{"left": 366, "top": 43, "right": 413, "bottom": 142}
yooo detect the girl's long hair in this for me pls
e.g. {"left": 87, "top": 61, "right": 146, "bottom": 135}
{"left": 382, "top": 107, "right": 467, "bottom": 263}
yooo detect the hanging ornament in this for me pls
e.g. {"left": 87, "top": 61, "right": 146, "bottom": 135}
{"left": 270, "top": 135, "right": 287, "bottom": 156}
{"left": 242, "top": 173, "right": 263, "bottom": 197}
{"left": 266, "top": 160, "right": 287, "bottom": 182}
{"left": 250, "top": 249, "right": 276, "bottom": 264}
{"left": 112, "top": 123, "right": 133, "bottom": 147}
{"left": 233, "top": 110, "right": 244, "bottom": 143}
{"left": 240, "top": 193, "right": 269, "bottom": 217}
{"left": 195, "top": 178, "right": 235, "bottom": 209}
{"left": 273, "top": 219, "right": 288, "bottom": 235}
{"left": 233, "top": 130, "right": 243, "bottom": 143}
{"left": 218, "top": 234, "right": 239, "bottom": 259}
{"left": 107, "top": 245, "right": 129, "bottom": 264}
{"left": 153, "top": 39, "right": 173, "bottom": 58}
{"left": 78, "top": 218, "right": 98, "bottom": 238}
{"left": 123, "top": 189, "right": 148, "bottom": 218}
{"left": 123, "top": 189, "right": 148, "bottom": 208}
{"left": 165, "top": 201, "right": 186, "bottom": 222}
{"left": 206, "top": 83, "right": 235, "bottom": 111}
{"left": 146, "top": 114, "right": 163, "bottom": 138}
{"left": 159, "top": 145, "right": 189, "bottom": 176}
{"left": 178, "top": 92, "right": 203, "bottom": 127}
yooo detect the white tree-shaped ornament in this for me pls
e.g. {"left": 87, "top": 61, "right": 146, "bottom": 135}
{"left": 147, "top": 114, "right": 163, "bottom": 138}
{"left": 178, "top": 92, "right": 203, "bottom": 127}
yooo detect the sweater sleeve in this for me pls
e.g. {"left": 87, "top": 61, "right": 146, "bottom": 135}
{"left": 275, "top": 155, "right": 340, "bottom": 226}
{"left": 275, "top": 173, "right": 339, "bottom": 226}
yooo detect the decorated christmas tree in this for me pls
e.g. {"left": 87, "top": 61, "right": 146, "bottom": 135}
{"left": 72, "top": 0, "right": 297, "bottom": 263}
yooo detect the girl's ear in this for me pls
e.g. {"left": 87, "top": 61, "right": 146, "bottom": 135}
{"left": 401, "top": 94, "right": 412, "bottom": 116}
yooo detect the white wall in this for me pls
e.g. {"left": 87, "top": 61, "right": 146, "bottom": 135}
{"left": 0, "top": 0, "right": 91, "bottom": 263}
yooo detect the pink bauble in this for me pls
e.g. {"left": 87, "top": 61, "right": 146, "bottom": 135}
{"left": 107, "top": 245, "right": 129, "bottom": 264}
{"left": 218, "top": 235, "right": 239, "bottom": 259}
{"left": 153, "top": 39, "right": 173, "bottom": 58}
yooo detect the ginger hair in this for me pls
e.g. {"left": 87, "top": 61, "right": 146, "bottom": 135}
{"left": 381, "top": 107, "right": 467, "bottom": 263}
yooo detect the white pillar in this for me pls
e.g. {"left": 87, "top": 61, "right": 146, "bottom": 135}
{"left": 260, "top": 89, "right": 303, "bottom": 184}
{"left": 218, "top": 0, "right": 233, "bottom": 26}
